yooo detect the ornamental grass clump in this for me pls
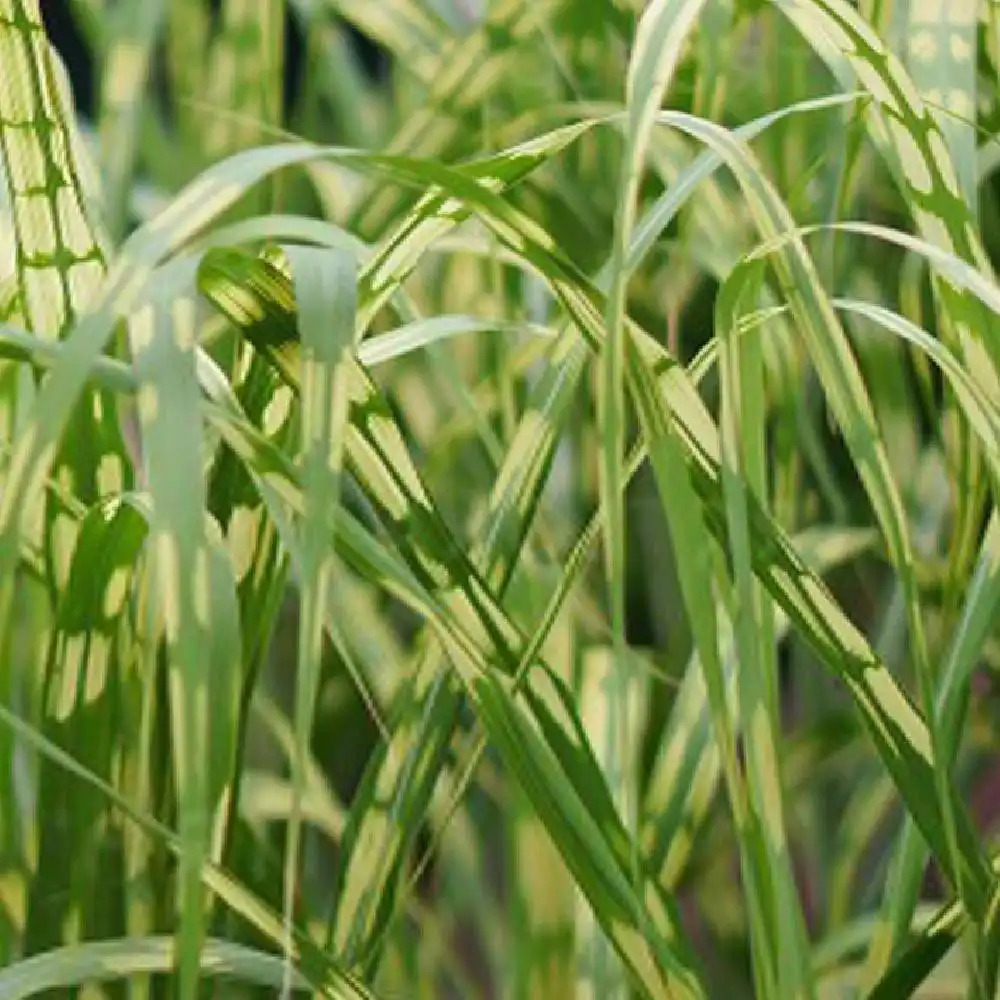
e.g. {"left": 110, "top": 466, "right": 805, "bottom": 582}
{"left": 0, "top": 1, "right": 999, "bottom": 998}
